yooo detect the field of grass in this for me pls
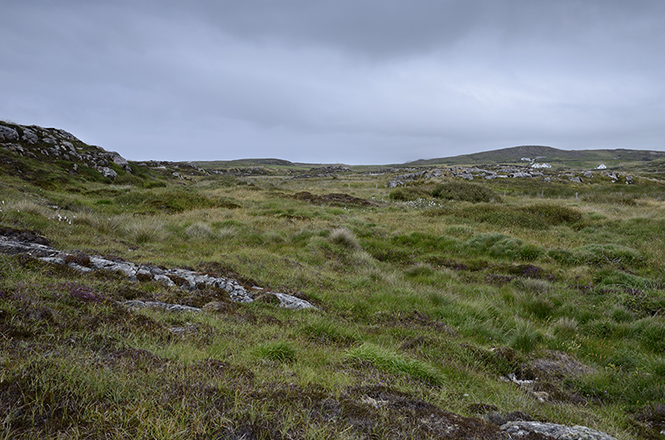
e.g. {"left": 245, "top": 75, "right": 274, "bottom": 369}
{"left": 2, "top": 156, "right": 665, "bottom": 438}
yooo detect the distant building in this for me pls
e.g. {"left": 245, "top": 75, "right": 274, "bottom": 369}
{"left": 521, "top": 157, "right": 531, "bottom": 162}
{"left": 597, "top": 164, "right": 607, "bottom": 169}
{"left": 532, "top": 163, "right": 552, "bottom": 169}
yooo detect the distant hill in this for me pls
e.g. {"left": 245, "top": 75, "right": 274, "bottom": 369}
{"left": 407, "top": 145, "right": 665, "bottom": 169}
{"left": 192, "top": 158, "right": 297, "bottom": 169}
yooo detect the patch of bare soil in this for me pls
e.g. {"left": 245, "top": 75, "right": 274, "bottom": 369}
{"left": 631, "top": 404, "right": 665, "bottom": 439}
{"left": 293, "top": 191, "right": 379, "bottom": 207}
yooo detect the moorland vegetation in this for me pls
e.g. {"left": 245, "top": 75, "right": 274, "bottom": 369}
{"left": 1, "top": 122, "right": 665, "bottom": 439}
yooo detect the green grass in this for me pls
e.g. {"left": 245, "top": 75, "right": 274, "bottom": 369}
{"left": 3, "top": 151, "right": 665, "bottom": 439}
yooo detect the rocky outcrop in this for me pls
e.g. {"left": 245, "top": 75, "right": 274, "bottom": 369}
{"left": 293, "top": 165, "right": 352, "bottom": 179}
{"left": 501, "top": 421, "right": 617, "bottom": 439}
{"left": 0, "top": 125, "right": 19, "bottom": 142}
{"left": 0, "top": 229, "right": 315, "bottom": 310}
{"left": 0, "top": 121, "right": 131, "bottom": 181}
{"left": 388, "top": 169, "right": 443, "bottom": 187}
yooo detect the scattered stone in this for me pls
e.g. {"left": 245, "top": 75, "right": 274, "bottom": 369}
{"left": 21, "top": 128, "right": 39, "bottom": 143}
{"left": 501, "top": 421, "right": 617, "bottom": 440}
{"left": 569, "top": 176, "right": 583, "bottom": 183}
{"left": 0, "top": 230, "right": 315, "bottom": 310}
{"left": 123, "top": 300, "right": 202, "bottom": 313}
{"left": 271, "top": 292, "right": 316, "bottom": 310}
{"left": 625, "top": 175, "right": 634, "bottom": 184}
{"left": 511, "top": 172, "right": 533, "bottom": 178}
{"left": 98, "top": 167, "right": 118, "bottom": 180}
{"left": 293, "top": 165, "right": 352, "bottom": 179}
{"left": 604, "top": 172, "right": 618, "bottom": 182}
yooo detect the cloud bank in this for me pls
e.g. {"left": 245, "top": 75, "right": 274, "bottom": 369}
{"left": 1, "top": 1, "right": 664, "bottom": 163}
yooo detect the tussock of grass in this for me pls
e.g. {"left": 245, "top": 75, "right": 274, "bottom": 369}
{"left": 123, "top": 217, "right": 168, "bottom": 244}
{"left": 509, "top": 320, "right": 545, "bottom": 353}
{"left": 254, "top": 341, "right": 297, "bottom": 363}
{"left": 347, "top": 342, "right": 444, "bottom": 385}
{"left": 514, "top": 277, "right": 552, "bottom": 294}
{"left": 74, "top": 212, "right": 126, "bottom": 234}
{"left": 548, "top": 243, "right": 643, "bottom": 267}
{"left": 552, "top": 317, "right": 579, "bottom": 337}
{"left": 328, "top": 227, "right": 362, "bottom": 251}
{"left": 185, "top": 222, "right": 217, "bottom": 240}
{"left": 464, "top": 233, "right": 542, "bottom": 261}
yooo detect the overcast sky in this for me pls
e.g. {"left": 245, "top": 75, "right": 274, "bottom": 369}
{"left": 2, "top": 1, "right": 664, "bottom": 164}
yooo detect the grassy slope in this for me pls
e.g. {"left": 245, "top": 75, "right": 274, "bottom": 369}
{"left": 407, "top": 145, "right": 665, "bottom": 170}
{"left": 2, "top": 150, "right": 665, "bottom": 438}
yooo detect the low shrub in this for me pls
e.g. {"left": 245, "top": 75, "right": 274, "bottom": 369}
{"left": 389, "top": 187, "right": 430, "bottom": 201}
{"left": 116, "top": 188, "right": 220, "bottom": 213}
{"left": 431, "top": 181, "right": 501, "bottom": 203}
{"left": 518, "top": 204, "right": 582, "bottom": 225}
{"left": 452, "top": 203, "right": 582, "bottom": 229}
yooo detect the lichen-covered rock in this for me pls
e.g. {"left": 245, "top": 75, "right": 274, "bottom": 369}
{"left": 109, "top": 151, "right": 131, "bottom": 171}
{"left": 501, "top": 421, "right": 617, "bottom": 439}
{"left": 123, "top": 300, "right": 202, "bottom": 313}
{"left": 0, "top": 125, "right": 19, "bottom": 142}
{"left": 21, "top": 128, "right": 39, "bottom": 143}
{"left": 98, "top": 166, "right": 118, "bottom": 180}
{"left": 0, "top": 229, "right": 316, "bottom": 310}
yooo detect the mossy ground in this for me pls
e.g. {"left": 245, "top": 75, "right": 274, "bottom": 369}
{"left": 1, "top": 165, "right": 665, "bottom": 438}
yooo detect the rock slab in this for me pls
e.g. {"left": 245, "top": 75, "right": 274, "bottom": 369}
{"left": 0, "top": 233, "right": 315, "bottom": 310}
{"left": 501, "top": 421, "right": 617, "bottom": 440}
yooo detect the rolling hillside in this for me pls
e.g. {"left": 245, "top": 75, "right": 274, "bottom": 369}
{"left": 406, "top": 145, "right": 665, "bottom": 169}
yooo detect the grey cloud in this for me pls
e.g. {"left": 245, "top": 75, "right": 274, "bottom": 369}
{"left": 1, "top": 1, "right": 664, "bottom": 164}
